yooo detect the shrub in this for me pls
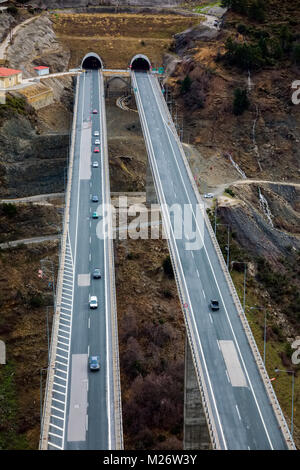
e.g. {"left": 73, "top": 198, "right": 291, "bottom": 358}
{"left": 1, "top": 203, "right": 17, "bottom": 218}
{"left": 7, "top": 6, "right": 18, "bottom": 16}
{"left": 180, "top": 75, "right": 192, "bottom": 94}
{"left": 224, "top": 37, "right": 266, "bottom": 69}
{"left": 237, "top": 23, "right": 248, "bottom": 34}
{"left": 292, "top": 44, "right": 300, "bottom": 64}
{"left": 225, "top": 188, "right": 235, "bottom": 197}
{"left": 248, "top": 0, "right": 265, "bottom": 22}
{"left": 233, "top": 88, "right": 250, "bottom": 115}
{"left": 29, "top": 294, "right": 44, "bottom": 308}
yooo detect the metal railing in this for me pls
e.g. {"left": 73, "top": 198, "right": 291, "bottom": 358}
{"left": 39, "top": 75, "right": 80, "bottom": 450}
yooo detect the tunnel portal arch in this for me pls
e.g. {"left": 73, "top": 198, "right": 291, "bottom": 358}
{"left": 130, "top": 54, "right": 151, "bottom": 72}
{"left": 81, "top": 52, "right": 103, "bottom": 70}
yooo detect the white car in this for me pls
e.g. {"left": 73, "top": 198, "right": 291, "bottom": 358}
{"left": 94, "top": 131, "right": 100, "bottom": 136}
{"left": 92, "top": 161, "right": 99, "bottom": 168}
{"left": 204, "top": 193, "right": 214, "bottom": 198}
{"left": 95, "top": 139, "right": 100, "bottom": 145}
{"left": 89, "top": 296, "right": 98, "bottom": 309}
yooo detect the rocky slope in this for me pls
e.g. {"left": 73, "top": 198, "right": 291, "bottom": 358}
{"left": 23, "top": 0, "right": 181, "bottom": 8}
{"left": 0, "top": 112, "right": 68, "bottom": 198}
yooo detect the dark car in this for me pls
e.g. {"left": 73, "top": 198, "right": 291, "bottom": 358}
{"left": 89, "top": 355, "right": 100, "bottom": 371}
{"left": 93, "top": 268, "right": 101, "bottom": 279}
{"left": 92, "top": 195, "right": 99, "bottom": 202}
{"left": 210, "top": 300, "right": 220, "bottom": 311}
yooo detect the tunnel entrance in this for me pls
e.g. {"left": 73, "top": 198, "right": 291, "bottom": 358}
{"left": 81, "top": 53, "right": 103, "bottom": 70}
{"left": 130, "top": 55, "right": 151, "bottom": 72}
{"left": 131, "top": 58, "right": 150, "bottom": 71}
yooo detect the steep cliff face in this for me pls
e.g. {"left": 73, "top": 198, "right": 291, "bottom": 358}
{"left": 6, "top": 15, "right": 70, "bottom": 77}
{"left": 0, "top": 113, "right": 68, "bottom": 198}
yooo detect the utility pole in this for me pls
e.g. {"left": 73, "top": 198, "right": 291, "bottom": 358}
{"left": 274, "top": 369, "right": 295, "bottom": 437}
{"left": 216, "top": 223, "right": 230, "bottom": 269}
{"left": 230, "top": 261, "right": 247, "bottom": 313}
{"left": 40, "top": 258, "right": 56, "bottom": 306}
{"left": 250, "top": 306, "right": 267, "bottom": 365}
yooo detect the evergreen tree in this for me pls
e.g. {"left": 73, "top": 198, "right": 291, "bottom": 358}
{"left": 233, "top": 88, "right": 250, "bottom": 115}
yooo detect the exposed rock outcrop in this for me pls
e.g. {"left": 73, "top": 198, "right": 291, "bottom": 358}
{"left": 6, "top": 15, "right": 70, "bottom": 77}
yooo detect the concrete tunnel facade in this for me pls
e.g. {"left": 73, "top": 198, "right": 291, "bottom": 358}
{"left": 130, "top": 54, "right": 152, "bottom": 71}
{"left": 81, "top": 52, "right": 104, "bottom": 70}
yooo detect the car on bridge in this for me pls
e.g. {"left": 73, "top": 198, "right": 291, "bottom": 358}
{"left": 95, "top": 139, "right": 100, "bottom": 145}
{"left": 89, "top": 296, "right": 98, "bottom": 309}
{"left": 210, "top": 299, "right": 220, "bottom": 311}
{"left": 94, "top": 131, "right": 100, "bottom": 136}
{"left": 92, "top": 195, "right": 99, "bottom": 202}
{"left": 94, "top": 147, "right": 100, "bottom": 153}
{"left": 93, "top": 268, "right": 101, "bottom": 279}
{"left": 92, "top": 211, "right": 99, "bottom": 219}
{"left": 92, "top": 161, "right": 99, "bottom": 168}
{"left": 92, "top": 109, "right": 98, "bottom": 114}
{"left": 89, "top": 355, "right": 100, "bottom": 371}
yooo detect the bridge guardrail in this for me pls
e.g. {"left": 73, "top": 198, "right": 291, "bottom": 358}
{"left": 39, "top": 75, "right": 80, "bottom": 450}
{"left": 152, "top": 75, "right": 295, "bottom": 450}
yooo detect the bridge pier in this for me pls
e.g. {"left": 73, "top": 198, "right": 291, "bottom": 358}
{"left": 184, "top": 336, "right": 211, "bottom": 450}
{"left": 146, "top": 159, "right": 158, "bottom": 206}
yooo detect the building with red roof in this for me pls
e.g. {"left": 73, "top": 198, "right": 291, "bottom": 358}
{"left": 0, "top": 67, "right": 22, "bottom": 88}
{"left": 34, "top": 66, "right": 49, "bottom": 76}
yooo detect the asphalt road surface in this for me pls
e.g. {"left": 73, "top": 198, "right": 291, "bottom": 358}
{"left": 47, "top": 69, "right": 115, "bottom": 450}
{"left": 133, "top": 71, "right": 291, "bottom": 450}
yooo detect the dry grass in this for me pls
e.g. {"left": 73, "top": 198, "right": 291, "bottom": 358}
{"left": 53, "top": 13, "right": 201, "bottom": 69}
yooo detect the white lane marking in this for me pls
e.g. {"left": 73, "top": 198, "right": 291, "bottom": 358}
{"left": 52, "top": 390, "right": 66, "bottom": 398}
{"left": 51, "top": 413, "right": 65, "bottom": 421}
{"left": 47, "top": 442, "right": 63, "bottom": 450}
{"left": 236, "top": 405, "right": 242, "bottom": 421}
{"left": 196, "top": 269, "right": 200, "bottom": 278}
{"left": 202, "top": 288, "right": 206, "bottom": 299}
{"left": 147, "top": 74, "right": 274, "bottom": 449}
{"left": 89, "top": 253, "right": 91, "bottom": 261}
{"left": 49, "top": 423, "right": 64, "bottom": 431}
{"left": 88, "top": 318, "right": 90, "bottom": 329}
{"left": 51, "top": 398, "right": 65, "bottom": 405}
{"left": 48, "top": 431, "right": 63, "bottom": 439}
{"left": 54, "top": 375, "right": 67, "bottom": 382}
{"left": 55, "top": 359, "right": 68, "bottom": 366}
{"left": 51, "top": 406, "right": 65, "bottom": 414}
{"left": 209, "top": 313, "right": 213, "bottom": 324}
{"left": 88, "top": 345, "right": 90, "bottom": 356}
{"left": 225, "top": 370, "right": 230, "bottom": 383}
{"left": 56, "top": 353, "right": 68, "bottom": 360}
